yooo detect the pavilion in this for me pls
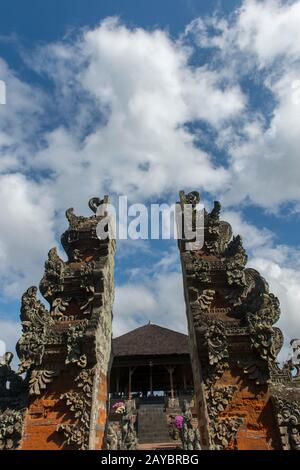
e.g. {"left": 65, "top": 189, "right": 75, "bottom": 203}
{"left": 109, "top": 323, "right": 194, "bottom": 403}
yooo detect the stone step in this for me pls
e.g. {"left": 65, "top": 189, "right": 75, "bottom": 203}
{"left": 137, "top": 406, "right": 171, "bottom": 445}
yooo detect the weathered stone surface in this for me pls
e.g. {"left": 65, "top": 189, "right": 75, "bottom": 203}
{"left": 177, "top": 190, "right": 300, "bottom": 450}
{"left": 1, "top": 197, "right": 116, "bottom": 450}
{"left": 180, "top": 400, "right": 201, "bottom": 450}
{"left": 0, "top": 352, "right": 27, "bottom": 450}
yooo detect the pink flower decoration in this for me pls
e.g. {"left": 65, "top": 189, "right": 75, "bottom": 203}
{"left": 175, "top": 415, "right": 184, "bottom": 429}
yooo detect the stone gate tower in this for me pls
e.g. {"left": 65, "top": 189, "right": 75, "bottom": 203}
{"left": 177, "top": 190, "right": 300, "bottom": 450}
{"left": 0, "top": 197, "right": 115, "bottom": 450}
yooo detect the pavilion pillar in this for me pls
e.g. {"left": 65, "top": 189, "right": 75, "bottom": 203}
{"left": 116, "top": 368, "right": 120, "bottom": 394}
{"left": 166, "top": 366, "right": 175, "bottom": 399}
{"left": 128, "top": 368, "right": 132, "bottom": 399}
{"left": 182, "top": 366, "right": 187, "bottom": 392}
{"left": 149, "top": 361, "right": 153, "bottom": 395}
{"left": 128, "top": 367, "right": 136, "bottom": 400}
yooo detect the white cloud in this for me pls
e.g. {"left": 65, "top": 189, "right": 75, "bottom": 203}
{"left": 234, "top": 0, "right": 300, "bottom": 66}
{"left": 0, "top": 16, "right": 247, "bottom": 296}
{"left": 0, "top": 58, "right": 46, "bottom": 172}
{"left": 187, "top": 0, "right": 300, "bottom": 209}
{"left": 222, "top": 210, "right": 274, "bottom": 250}
{"left": 0, "top": 173, "right": 56, "bottom": 297}
{"left": 28, "top": 17, "right": 246, "bottom": 209}
{"left": 187, "top": 0, "right": 300, "bottom": 67}
{"left": 113, "top": 271, "right": 186, "bottom": 337}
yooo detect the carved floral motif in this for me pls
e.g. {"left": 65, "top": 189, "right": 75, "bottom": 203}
{"left": 29, "top": 370, "right": 59, "bottom": 396}
{"left": 272, "top": 396, "right": 300, "bottom": 450}
{"left": 17, "top": 287, "right": 54, "bottom": 374}
{"left": 58, "top": 367, "right": 94, "bottom": 450}
{"left": 0, "top": 409, "right": 24, "bottom": 450}
{"left": 180, "top": 400, "right": 201, "bottom": 450}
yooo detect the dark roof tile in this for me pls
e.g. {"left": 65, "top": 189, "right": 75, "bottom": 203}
{"left": 113, "top": 323, "right": 189, "bottom": 357}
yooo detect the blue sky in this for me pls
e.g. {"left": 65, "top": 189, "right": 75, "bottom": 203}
{"left": 1, "top": 0, "right": 300, "bottom": 362}
{"left": 0, "top": 1, "right": 240, "bottom": 41}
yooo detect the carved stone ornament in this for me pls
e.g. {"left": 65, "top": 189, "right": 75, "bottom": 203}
{"left": 17, "top": 286, "right": 54, "bottom": 374}
{"left": 237, "top": 359, "right": 270, "bottom": 385}
{"left": 205, "top": 385, "right": 242, "bottom": 449}
{"left": 39, "top": 248, "right": 65, "bottom": 302}
{"left": 0, "top": 352, "right": 26, "bottom": 450}
{"left": 0, "top": 352, "right": 24, "bottom": 397}
{"left": 272, "top": 395, "right": 300, "bottom": 450}
{"left": 57, "top": 367, "right": 94, "bottom": 450}
{"left": 205, "top": 320, "right": 229, "bottom": 367}
{"left": 206, "top": 385, "right": 237, "bottom": 421}
{"left": 210, "top": 417, "right": 243, "bottom": 450}
{"left": 119, "top": 402, "right": 138, "bottom": 450}
{"left": 65, "top": 321, "right": 89, "bottom": 368}
{"left": 29, "top": 370, "right": 59, "bottom": 396}
{"left": 180, "top": 400, "right": 201, "bottom": 450}
{"left": 0, "top": 409, "right": 24, "bottom": 450}
{"left": 105, "top": 423, "right": 120, "bottom": 450}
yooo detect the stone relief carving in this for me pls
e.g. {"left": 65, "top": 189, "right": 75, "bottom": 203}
{"left": 105, "top": 423, "right": 120, "bottom": 450}
{"left": 65, "top": 321, "right": 89, "bottom": 368}
{"left": 0, "top": 353, "right": 26, "bottom": 450}
{"left": 52, "top": 297, "right": 71, "bottom": 320}
{"left": 58, "top": 367, "right": 94, "bottom": 450}
{"left": 205, "top": 385, "right": 242, "bottom": 450}
{"left": 272, "top": 396, "right": 300, "bottom": 450}
{"left": 28, "top": 370, "right": 59, "bottom": 396}
{"left": 197, "top": 289, "right": 215, "bottom": 311}
{"left": 205, "top": 320, "right": 229, "bottom": 367}
{"left": 40, "top": 248, "right": 65, "bottom": 302}
{"left": 180, "top": 400, "right": 201, "bottom": 450}
{"left": 0, "top": 409, "right": 24, "bottom": 450}
{"left": 17, "top": 286, "right": 54, "bottom": 374}
{"left": 119, "top": 403, "right": 138, "bottom": 450}
{"left": 206, "top": 385, "right": 237, "bottom": 421}
{"left": 65, "top": 208, "right": 88, "bottom": 230}
{"left": 237, "top": 359, "right": 270, "bottom": 385}
{"left": 210, "top": 417, "right": 243, "bottom": 450}
{"left": 0, "top": 353, "right": 24, "bottom": 397}
{"left": 88, "top": 196, "right": 107, "bottom": 214}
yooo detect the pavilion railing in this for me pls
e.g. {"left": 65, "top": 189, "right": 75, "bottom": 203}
{"left": 108, "top": 391, "right": 194, "bottom": 414}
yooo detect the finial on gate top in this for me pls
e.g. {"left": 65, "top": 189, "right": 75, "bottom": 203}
{"left": 179, "top": 190, "right": 200, "bottom": 207}
{"left": 64, "top": 196, "right": 111, "bottom": 231}
{"left": 209, "top": 201, "right": 221, "bottom": 220}
{"left": 88, "top": 195, "right": 110, "bottom": 214}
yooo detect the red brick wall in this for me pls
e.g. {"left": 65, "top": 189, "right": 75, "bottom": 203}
{"left": 94, "top": 371, "right": 108, "bottom": 450}
{"left": 216, "top": 367, "right": 281, "bottom": 450}
{"left": 21, "top": 370, "right": 77, "bottom": 450}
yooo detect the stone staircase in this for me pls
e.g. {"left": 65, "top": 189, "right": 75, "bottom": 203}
{"left": 137, "top": 405, "right": 171, "bottom": 444}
